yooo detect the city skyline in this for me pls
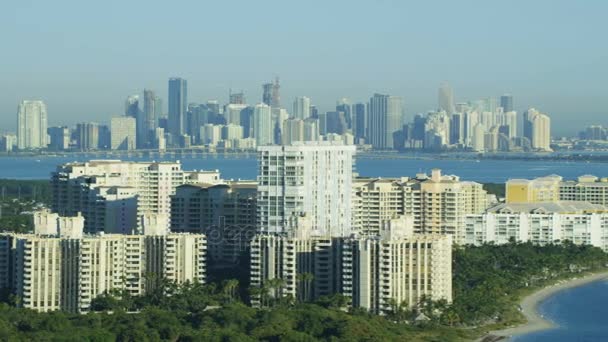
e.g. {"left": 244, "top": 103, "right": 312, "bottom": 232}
{"left": 2, "top": 0, "right": 607, "bottom": 136}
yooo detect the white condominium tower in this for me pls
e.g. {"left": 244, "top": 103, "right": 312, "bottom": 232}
{"left": 17, "top": 100, "right": 48, "bottom": 149}
{"left": 51, "top": 160, "right": 185, "bottom": 233}
{"left": 253, "top": 103, "right": 273, "bottom": 146}
{"left": 257, "top": 141, "right": 356, "bottom": 236}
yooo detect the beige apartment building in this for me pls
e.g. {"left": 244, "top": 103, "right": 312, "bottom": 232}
{"left": 0, "top": 211, "right": 206, "bottom": 313}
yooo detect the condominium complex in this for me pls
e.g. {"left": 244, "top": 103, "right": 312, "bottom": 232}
{"left": 257, "top": 141, "right": 356, "bottom": 236}
{"left": 464, "top": 201, "right": 608, "bottom": 251}
{"left": 353, "top": 169, "right": 489, "bottom": 240}
{"left": 349, "top": 219, "right": 452, "bottom": 314}
{"left": 0, "top": 210, "right": 206, "bottom": 313}
{"left": 171, "top": 180, "right": 257, "bottom": 264}
{"left": 506, "top": 175, "right": 561, "bottom": 203}
{"left": 507, "top": 174, "right": 608, "bottom": 206}
{"left": 250, "top": 216, "right": 453, "bottom": 313}
{"left": 51, "top": 160, "right": 185, "bottom": 234}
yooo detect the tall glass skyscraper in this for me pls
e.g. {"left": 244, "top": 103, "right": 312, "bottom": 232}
{"left": 168, "top": 77, "right": 188, "bottom": 139}
{"left": 500, "top": 94, "right": 513, "bottom": 112}
{"left": 367, "top": 94, "right": 403, "bottom": 149}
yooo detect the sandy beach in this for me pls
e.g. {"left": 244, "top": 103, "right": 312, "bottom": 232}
{"left": 479, "top": 270, "right": 608, "bottom": 341}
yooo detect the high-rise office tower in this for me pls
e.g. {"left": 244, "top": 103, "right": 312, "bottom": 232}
{"left": 336, "top": 98, "right": 352, "bottom": 130}
{"left": 325, "top": 111, "right": 348, "bottom": 134}
{"left": 367, "top": 94, "right": 403, "bottom": 149}
{"left": 500, "top": 94, "right": 513, "bottom": 112}
{"left": 352, "top": 103, "right": 366, "bottom": 141}
{"left": 257, "top": 141, "right": 356, "bottom": 236}
{"left": 168, "top": 77, "right": 188, "bottom": 138}
{"left": 140, "top": 89, "right": 158, "bottom": 148}
{"left": 124, "top": 95, "right": 140, "bottom": 118}
{"left": 47, "top": 126, "right": 70, "bottom": 151}
{"left": 293, "top": 96, "right": 311, "bottom": 120}
{"left": 281, "top": 118, "right": 305, "bottom": 144}
{"left": 262, "top": 78, "right": 280, "bottom": 107}
{"left": 505, "top": 111, "right": 517, "bottom": 138}
{"left": 229, "top": 91, "right": 246, "bottom": 105}
{"left": 225, "top": 104, "right": 247, "bottom": 126}
{"left": 17, "top": 100, "right": 48, "bottom": 150}
{"left": 76, "top": 122, "right": 99, "bottom": 151}
{"left": 110, "top": 116, "right": 136, "bottom": 150}
{"left": 303, "top": 118, "right": 319, "bottom": 142}
{"left": 253, "top": 103, "right": 273, "bottom": 146}
{"left": 438, "top": 82, "right": 455, "bottom": 115}
{"left": 154, "top": 95, "right": 164, "bottom": 118}
{"left": 450, "top": 113, "right": 464, "bottom": 145}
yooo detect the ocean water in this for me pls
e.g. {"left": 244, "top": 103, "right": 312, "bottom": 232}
{"left": 0, "top": 154, "right": 607, "bottom": 182}
{"left": 513, "top": 280, "right": 608, "bottom": 342}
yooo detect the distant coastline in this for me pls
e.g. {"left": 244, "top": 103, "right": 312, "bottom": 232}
{"left": 3, "top": 149, "right": 608, "bottom": 163}
{"left": 481, "top": 271, "right": 608, "bottom": 341}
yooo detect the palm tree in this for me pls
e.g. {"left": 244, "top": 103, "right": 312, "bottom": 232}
{"left": 222, "top": 279, "right": 239, "bottom": 303}
{"left": 296, "top": 273, "right": 314, "bottom": 302}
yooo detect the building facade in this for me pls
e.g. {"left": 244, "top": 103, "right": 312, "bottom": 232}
{"left": 0, "top": 211, "right": 206, "bottom": 313}
{"left": 17, "top": 100, "right": 48, "bottom": 150}
{"left": 51, "top": 160, "right": 184, "bottom": 234}
{"left": 257, "top": 142, "right": 356, "bottom": 236}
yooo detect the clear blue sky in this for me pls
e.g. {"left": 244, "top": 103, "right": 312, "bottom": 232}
{"left": 1, "top": 0, "right": 607, "bottom": 136}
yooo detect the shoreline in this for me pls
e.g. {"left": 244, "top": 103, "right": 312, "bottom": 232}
{"left": 481, "top": 270, "right": 608, "bottom": 340}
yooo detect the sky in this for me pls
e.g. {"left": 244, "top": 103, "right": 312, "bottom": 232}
{"left": 1, "top": 0, "right": 607, "bottom": 136}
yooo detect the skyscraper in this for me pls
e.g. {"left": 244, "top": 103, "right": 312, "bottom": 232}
{"left": 262, "top": 78, "right": 280, "bottom": 107}
{"left": 352, "top": 103, "right": 366, "bottom": 141}
{"left": 47, "top": 126, "right": 70, "bottom": 151}
{"left": 293, "top": 96, "right": 311, "bottom": 120}
{"left": 531, "top": 111, "right": 551, "bottom": 151}
{"left": 367, "top": 94, "right": 403, "bottom": 149}
{"left": 256, "top": 141, "right": 356, "bottom": 236}
{"left": 140, "top": 89, "right": 158, "bottom": 148}
{"left": 17, "top": 100, "right": 48, "bottom": 150}
{"left": 336, "top": 98, "right": 352, "bottom": 130}
{"left": 76, "top": 122, "right": 99, "bottom": 151}
{"left": 111, "top": 116, "right": 136, "bottom": 150}
{"left": 438, "top": 82, "right": 455, "bottom": 114}
{"left": 253, "top": 103, "right": 273, "bottom": 146}
{"left": 168, "top": 77, "right": 188, "bottom": 139}
{"left": 229, "top": 91, "right": 246, "bottom": 105}
{"left": 124, "top": 95, "right": 140, "bottom": 117}
{"left": 500, "top": 94, "right": 514, "bottom": 112}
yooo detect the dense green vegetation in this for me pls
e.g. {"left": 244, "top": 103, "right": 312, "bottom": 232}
{"left": 482, "top": 183, "right": 505, "bottom": 198}
{"left": 451, "top": 241, "right": 608, "bottom": 331}
{"left": 0, "top": 241, "right": 605, "bottom": 341}
{"left": 0, "top": 179, "right": 51, "bottom": 233}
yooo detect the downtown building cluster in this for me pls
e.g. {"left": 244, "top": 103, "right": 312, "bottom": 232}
{"left": 4, "top": 80, "right": 553, "bottom": 154}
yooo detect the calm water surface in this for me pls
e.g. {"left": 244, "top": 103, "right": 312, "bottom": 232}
{"left": 513, "top": 280, "right": 608, "bottom": 342}
{"left": 0, "top": 154, "right": 607, "bottom": 182}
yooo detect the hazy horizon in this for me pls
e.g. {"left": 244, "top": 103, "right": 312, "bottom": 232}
{"left": 2, "top": 0, "right": 607, "bottom": 136}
